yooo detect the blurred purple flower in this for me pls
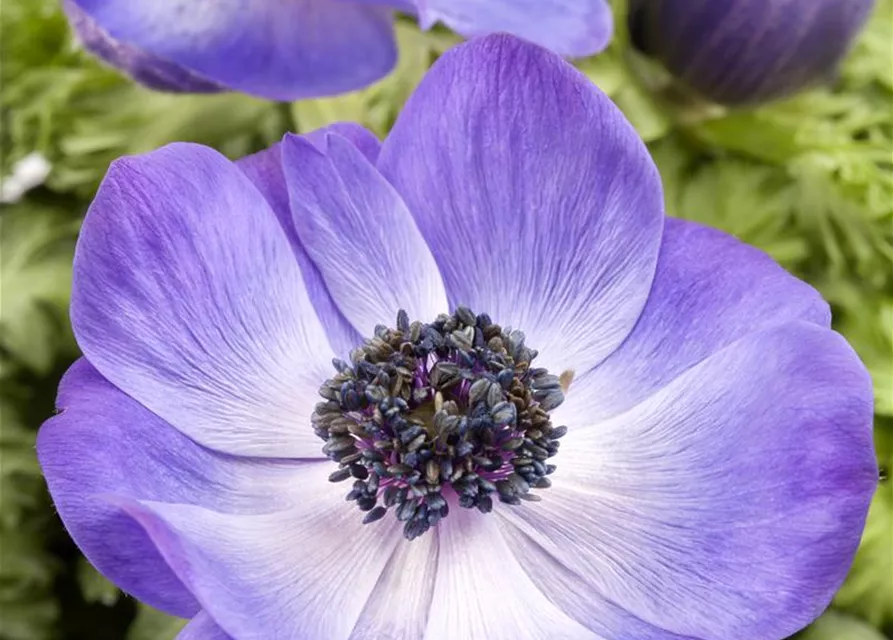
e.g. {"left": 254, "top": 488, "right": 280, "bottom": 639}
{"left": 629, "top": 0, "right": 875, "bottom": 105}
{"left": 39, "top": 35, "right": 876, "bottom": 640}
{"left": 63, "top": 0, "right": 612, "bottom": 100}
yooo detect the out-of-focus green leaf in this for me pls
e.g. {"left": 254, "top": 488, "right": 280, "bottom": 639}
{"left": 835, "top": 425, "right": 893, "bottom": 627}
{"left": 0, "top": 597, "right": 59, "bottom": 640}
{"left": 0, "top": 391, "right": 59, "bottom": 640}
{"left": 126, "top": 606, "right": 187, "bottom": 640}
{"left": 612, "top": 80, "right": 673, "bottom": 142}
{"left": 2, "top": 0, "right": 290, "bottom": 199}
{"left": 842, "top": 0, "right": 893, "bottom": 92}
{"left": 576, "top": 46, "right": 627, "bottom": 97}
{"left": 650, "top": 137, "right": 809, "bottom": 267}
{"left": 49, "top": 90, "right": 287, "bottom": 197}
{"left": 820, "top": 284, "right": 893, "bottom": 415}
{"left": 797, "top": 610, "right": 887, "bottom": 640}
{"left": 76, "top": 559, "right": 120, "bottom": 608}
{"left": 0, "top": 201, "right": 78, "bottom": 374}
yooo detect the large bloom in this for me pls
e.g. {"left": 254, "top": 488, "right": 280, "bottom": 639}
{"left": 39, "top": 35, "right": 876, "bottom": 640}
{"left": 628, "top": 0, "right": 875, "bottom": 105}
{"left": 63, "top": 0, "right": 613, "bottom": 100}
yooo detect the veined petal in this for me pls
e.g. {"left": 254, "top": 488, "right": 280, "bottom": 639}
{"left": 67, "top": 0, "right": 398, "bottom": 100}
{"left": 282, "top": 132, "right": 448, "bottom": 337}
{"left": 111, "top": 465, "right": 402, "bottom": 640}
{"left": 64, "top": 0, "right": 224, "bottom": 93}
{"left": 37, "top": 359, "right": 324, "bottom": 617}
{"left": 178, "top": 612, "right": 233, "bottom": 640}
{"left": 500, "top": 322, "right": 876, "bottom": 639}
{"left": 71, "top": 142, "right": 333, "bottom": 458}
{"left": 302, "top": 122, "right": 382, "bottom": 164}
{"left": 237, "top": 122, "right": 384, "bottom": 358}
{"left": 417, "top": 0, "right": 613, "bottom": 57}
{"left": 349, "top": 531, "right": 440, "bottom": 640}
{"left": 425, "top": 504, "right": 600, "bottom": 639}
{"left": 495, "top": 523, "right": 697, "bottom": 640}
{"left": 557, "top": 218, "right": 831, "bottom": 424}
{"left": 378, "top": 35, "right": 663, "bottom": 375}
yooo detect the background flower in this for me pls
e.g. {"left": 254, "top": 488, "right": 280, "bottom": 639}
{"left": 37, "top": 35, "right": 877, "bottom": 639}
{"left": 628, "top": 0, "right": 877, "bottom": 105}
{"left": 62, "top": 0, "right": 612, "bottom": 100}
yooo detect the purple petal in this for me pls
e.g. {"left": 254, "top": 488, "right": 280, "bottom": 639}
{"left": 71, "top": 142, "right": 334, "bottom": 458}
{"left": 281, "top": 132, "right": 448, "bottom": 336}
{"left": 416, "top": 0, "right": 613, "bottom": 57}
{"left": 37, "top": 360, "right": 327, "bottom": 616}
{"left": 237, "top": 122, "right": 384, "bottom": 358}
{"left": 67, "top": 0, "right": 398, "bottom": 100}
{"left": 378, "top": 35, "right": 664, "bottom": 375}
{"left": 349, "top": 533, "right": 440, "bottom": 640}
{"left": 424, "top": 503, "right": 596, "bottom": 638}
{"left": 348, "top": 0, "right": 418, "bottom": 14}
{"left": 499, "top": 322, "right": 876, "bottom": 639}
{"left": 558, "top": 218, "right": 832, "bottom": 423}
{"left": 496, "top": 523, "right": 698, "bottom": 640}
{"left": 302, "top": 122, "right": 382, "bottom": 164}
{"left": 178, "top": 612, "right": 232, "bottom": 640}
{"left": 109, "top": 464, "right": 403, "bottom": 640}
{"left": 63, "top": 0, "right": 224, "bottom": 93}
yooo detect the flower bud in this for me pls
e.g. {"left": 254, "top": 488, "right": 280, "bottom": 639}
{"left": 629, "top": 0, "right": 875, "bottom": 106}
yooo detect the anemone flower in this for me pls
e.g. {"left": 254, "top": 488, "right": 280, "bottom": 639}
{"left": 628, "top": 0, "right": 875, "bottom": 106}
{"left": 62, "top": 0, "right": 613, "bottom": 100}
{"left": 38, "top": 34, "right": 877, "bottom": 640}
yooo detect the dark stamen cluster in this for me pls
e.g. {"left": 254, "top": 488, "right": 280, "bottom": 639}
{"left": 312, "top": 307, "right": 568, "bottom": 540}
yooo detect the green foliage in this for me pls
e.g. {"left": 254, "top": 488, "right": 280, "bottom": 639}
{"left": 0, "top": 0, "right": 891, "bottom": 638}
{"left": 76, "top": 560, "right": 119, "bottom": 608}
{"left": 126, "top": 606, "right": 186, "bottom": 640}
{"left": 835, "top": 424, "right": 893, "bottom": 628}
{"left": 680, "top": 0, "right": 893, "bottom": 289}
{"left": 650, "top": 137, "right": 810, "bottom": 266}
{"left": 0, "top": 202, "right": 78, "bottom": 375}
{"left": 1, "top": 1, "right": 290, "bottom": 200}
{"left": 0, "top": 389, "right": 59, "bottom": 640}
{"left": 797, "top": 611, "right": 888, "bottom": 640}
{"left": 578, "top": 45, "right": 673, "bottom": 142}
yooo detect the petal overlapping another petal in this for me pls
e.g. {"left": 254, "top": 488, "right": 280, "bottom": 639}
{"left": 557, "top": 218, "right": 832, "bottom": 424}
{"left": 37, "top": 359, "right": 323, "bottom": 617}
{"left": 378, "top": 35, "right": 664, "bottom": 376}
{"left": 499, "top": 322, "right": 877, "bottom": 639}
{"left": 425, "top": 504, "right": 600, "bottom": 639}
{"left": 111, "top": 466, "right": 403, "bottom": 640}
{"left": 236, "top": 122, "right": 384, "bottom": 358}
{"left": 71, "top": 142, "right": 333, "bottom": 458}
{"left": 348, "top": 530, "right": 440, "bottom": 640}
{"left": 178, "top": 612, "right": 233, "bottom": 640}
{"left": 282, "top": 132, "right": 449, "bottom": 337}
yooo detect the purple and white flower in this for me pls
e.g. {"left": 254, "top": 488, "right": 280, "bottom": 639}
{"left": 63, "top": 0, "right": 613, "bottom": 100}
{"left": 39, "top": 35, "right": 877, "bottom": 640}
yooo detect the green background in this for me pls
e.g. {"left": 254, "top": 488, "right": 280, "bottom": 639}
{"left": 0, "top": 1, "right": 891, "bottom": 638}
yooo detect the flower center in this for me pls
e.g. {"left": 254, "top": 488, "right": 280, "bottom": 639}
{"left": 312, "top": 307, "right": 569, "bottom": 540}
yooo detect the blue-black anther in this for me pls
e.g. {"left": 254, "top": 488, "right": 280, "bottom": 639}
{"left": 311, "top": 307, "right": 569, "bottom": 540}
